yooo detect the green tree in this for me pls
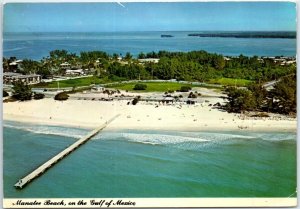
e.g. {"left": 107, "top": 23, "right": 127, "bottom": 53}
{"left": 248, "top": 83, "right": 268, "bottom": 110}
{"left": 269, "top": 75, "right": 296, "bottom": 114}
{"left": 3, "top": 90, "right": 9, "bottom": 97}
{"left": 213, "top": 56, "right": 226, "bottom": 70}
{"left": 224, "top": 87, "right": 256, "bottom": 113}
{"left": 112, "top": 53, "right": 119, "bottom": 60}
{"left": 138, "top": 52, "right": 146, "bottom": 59}
{"left": 34, "top": 93, "right": 45, "bottom": 100}
{"left": 124, "top": 52, "right": 132, "bottom": 61}
{"left": 12, "top": 81, "right": 32, "bottom": 101}
{"left": 20, "top": 59, "right": 40, "bottom": 74}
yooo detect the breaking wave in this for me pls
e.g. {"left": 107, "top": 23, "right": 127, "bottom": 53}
{"left": 4, "top": 121, "right": 296, "bottom": 146}
{"left": 3, "top": 121, "right": 88, "bottom": 139}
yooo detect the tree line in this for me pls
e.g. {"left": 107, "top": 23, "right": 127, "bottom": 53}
{"left": 4, "top": 49, "right": 296, "bottom": 114}
{"left": 224, "top": 74, "right": 296, "bottom": 115}
{"left": 4, "top": 49, "right": 296, "bottom": 83}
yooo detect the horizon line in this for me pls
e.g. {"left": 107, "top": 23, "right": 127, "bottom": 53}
{"left": 4, "top": 30, "right": 297, "bottom": 33}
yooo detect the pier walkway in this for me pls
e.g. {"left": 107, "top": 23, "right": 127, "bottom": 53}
{"left": 14, "top": 114, "right": 120, "bottom": 189}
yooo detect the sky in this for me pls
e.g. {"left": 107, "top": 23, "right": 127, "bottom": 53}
{"left": 3, "top": 2, "right": 297, "bottom": 32}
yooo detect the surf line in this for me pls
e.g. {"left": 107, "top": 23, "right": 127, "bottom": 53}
{"left": 14, "top": 114, "right": 121, "bottom": 189}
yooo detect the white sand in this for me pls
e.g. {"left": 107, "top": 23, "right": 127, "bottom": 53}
{"left": 3, "top": 98, "right": 296, "bottom": 132}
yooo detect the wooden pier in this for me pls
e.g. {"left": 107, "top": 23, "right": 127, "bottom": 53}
{"left": 14, "top": 114, "right": 120, "bottom": 189}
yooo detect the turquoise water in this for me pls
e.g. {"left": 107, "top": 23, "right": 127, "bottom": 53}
{"left": 3, "top": 121, "right": 296, "bottom": 198}
{"left": 3, "top": 31, "right": 296, "bottom": 60}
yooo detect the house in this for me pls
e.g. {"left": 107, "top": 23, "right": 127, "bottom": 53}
{"left": 60, "top": 62, "right": 71, "bottom": 70}
{"left": 7, "top": 59, "right": 23, "bottom": 72}
{"left": 138, "top": 58, "right": 160, "bottom": 64}
{"left": 3, "top": 72, "right": 41, "bottom": 85}
{"left": 65, "top": 69, "right": 84, "bottom": 76}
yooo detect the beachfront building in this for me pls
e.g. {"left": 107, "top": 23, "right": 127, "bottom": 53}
{"left": 3, "top": 72, "right": 41, "bottom": 85}
{"left": 4, "top": 59, "right": 23, "bottom": 72}
{"left": 223, "top": 57, "right": 231, "bottom": 61}
{"left": 65, "top": 69, "right": 84, "bottom": 76}
{"left": 280, "top": 60, "right": 296, "bottom": 66}
{"left": 261, "top": 56, "right": 296, "bottom": 66}
{"left": 138, "top": 58, "right": 160, "bottom": 64}
{"left": 60, "top": 62, "right": 71, "bottom": 70}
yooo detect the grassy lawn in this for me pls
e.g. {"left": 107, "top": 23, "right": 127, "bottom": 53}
{"left": 208, "top": 78, "right": 252, "bottom": 87}
{"left": 33, "top": 76, "right": 244, "bottom": 91}
{"left": 34, "top": 76, "right": 109, "bottom": 88}
{"left": 108, "top": 82, "right": 201, "bottom": 92}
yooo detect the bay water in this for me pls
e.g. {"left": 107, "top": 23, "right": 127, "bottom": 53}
{"left": 3, "top": 121, "right": 296, "bottom": 198}
{"left": 3, "top": 31, "right": 296, "bottom": 60}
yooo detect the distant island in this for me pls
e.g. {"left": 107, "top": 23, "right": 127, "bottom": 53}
{"left": 161, "top": 34, "right": 174, "bottom": 38}
{"left": 188, "top": 31, "right": 296, "bottom": 39}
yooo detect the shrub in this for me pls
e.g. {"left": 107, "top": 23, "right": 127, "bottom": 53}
{"left": 54, "top": 92, "right": 69, "bottom": 101}
{"left": 3, "top": 90, "right": 9, "bottom": 97}
{"left": 133, "top": 83, "right": 147, "bottom": 90}
{"left": 12, "top": 81, "right": 32, "bottom": 101}
{"left": 132, "top": 97, "right": 140, "bottom": 105}
{"left": 180, "top": 86, "right": 191, "bottom": 92}
{"left": 34, "top": 93, "right": 45, "bottom": 100}
{"left": 3, "top": 97, "right": 17, "bottom": 103}
{"left": 188, "top": 92, "right": 197, "bottom": 98}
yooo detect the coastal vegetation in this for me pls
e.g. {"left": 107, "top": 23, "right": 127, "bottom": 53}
{"left": 54, "top": 92, "right": 69, "bottom": 101}
{"left": 3, "top": 90, "right": 9, "bottom": 97}
{"left": 12, "top": 81, "right": 32, "bottom": 101}
{"left": 224, "top": 74, "right": 296, "bottom": 115}
{"left": 33, "top": 93, "right": 45, "bottom": 100}
{"left": 4, "top": 49, "right": 296, "bottom": 86}
{"left": 132, "top": 96, "right": 140, "bottom": 105}
{"left": 180, "top": 86, "right": 192, "bottom": 92}
{"left": 4, "top": 49, "right": 296, "bottom": 114}
{"left": 133, "top": 83, "right": 147, "bottom": 90}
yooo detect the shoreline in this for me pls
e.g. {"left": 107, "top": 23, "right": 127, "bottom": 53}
{"left": 3, "top": 98, "right": 297, "bottom": 133}
{"left": 3, "top": 118, "right": 297, "bottom": 133}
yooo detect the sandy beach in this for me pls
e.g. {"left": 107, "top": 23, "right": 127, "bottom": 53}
{"left": 3, "top": 95, "right": 297, "bottom": 132}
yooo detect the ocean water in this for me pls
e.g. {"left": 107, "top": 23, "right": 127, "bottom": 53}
{"left": 3, "top": 121, "right": 296, "bottom": 198}
{"left": 3, "top": 31, "right": 297, "bottom": 60}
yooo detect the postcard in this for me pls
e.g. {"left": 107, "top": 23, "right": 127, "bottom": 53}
{"left": 2, "top": 1, "right": 297, "bottom": 208}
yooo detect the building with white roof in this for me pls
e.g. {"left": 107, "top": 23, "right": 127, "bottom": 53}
{"left": 3, "top": 72, "right": 41, "bottom": 85}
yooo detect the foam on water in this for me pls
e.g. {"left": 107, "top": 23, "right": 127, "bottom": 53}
{"left": 178, "top": 131, "right": 256, "bottom": 140}
{"left": 3, "top": 123, "right": 297, "bottom": 198}
{"left": 254, "top": 133, "right": 296, "bottom": 141}
{"left": 3, "top": 121, "right": 88, "bottom": 139}
{"left": 4, "top": 120, "right": 296, "bottom": 146}
{"left": 122, "top": 133, "right": 210, "bottom": 145}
